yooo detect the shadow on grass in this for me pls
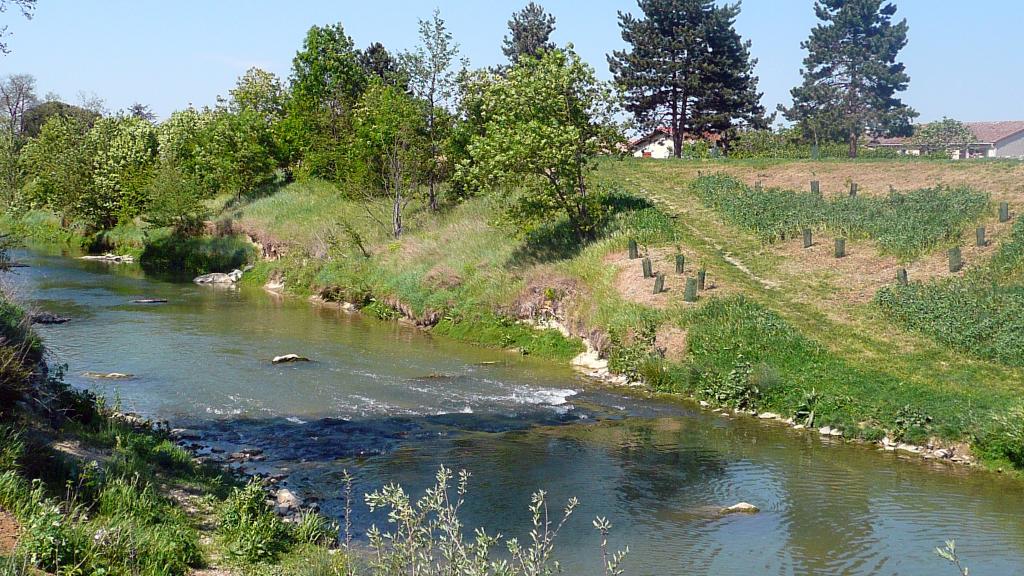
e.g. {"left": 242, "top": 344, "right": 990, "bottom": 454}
{"left": 221, "top": 176, "right": 291, "bottom": 213}
{"left": 506, "top": 194, "right": 657, "bottom": 267}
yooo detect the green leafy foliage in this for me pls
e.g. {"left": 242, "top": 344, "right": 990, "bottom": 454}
{"left": 464, "top": 47, "right": 623, "bottom": 241}
{"left": 218, "top": 479, "right": 292, "bottom": 564}
{"left": 692, "top": 174, "right": 988, "bottom": 259}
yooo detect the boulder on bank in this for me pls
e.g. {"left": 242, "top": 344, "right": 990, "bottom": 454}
{"left": 194, "top": 269, "right": 244, "bottom": 285}
{"left": 721, "top": 502, "right": 760, "bottom": 515}
{"left": 275, "top": 488, "right": 302, "bottom": 515}
{"left": 31, "top": 312, "right": 71, "bottom": 325}
{"left": 272, "top": 354, "right": 310, "bottom": 364}
{"left": 80, "top": 254, "right": 134, "bottom": 263}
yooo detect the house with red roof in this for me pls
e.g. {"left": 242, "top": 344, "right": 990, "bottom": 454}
{"left": 628, "top": 127, "right": 724, "bottom": 158}
{"left": 870, "top": 121, "right": 1024, "bottom": 159}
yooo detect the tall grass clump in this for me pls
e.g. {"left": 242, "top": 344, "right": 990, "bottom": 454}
{"left": 218, "top": 479, "right": 293, "bottom": 564}
{"left": 692, "top": 174, "right": 989, "bottom": 259}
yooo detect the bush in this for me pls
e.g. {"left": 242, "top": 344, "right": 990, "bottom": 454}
{"left": 977, "top": 405, "right": 1024, "bottom": 467}
{"left": 140, "top": 233, "right": 255, "bottom": 277}
{"left": 218, "top": 479, "right": 292, "bottom": 564}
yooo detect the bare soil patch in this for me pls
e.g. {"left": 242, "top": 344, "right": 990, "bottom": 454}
{"left": 0, "top": 508, "right": 18, "bottom": 555}
{"left": 51, "top": 439, "right": 110, "bottom": 465}
{"left": 607, "top": 248, "right": 729, "bottom": 309}
{"left": 716, "top": 161, "right": 1024, "bottom": 203}
{"left": 773, "top": 217, "right": 1010, "bottom": 312}
{"left": 655, "top": 327, "right": 688, "bottom": 363}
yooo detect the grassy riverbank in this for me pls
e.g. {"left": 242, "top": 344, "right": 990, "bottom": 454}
{"left": 7, "top": 157, "right": 1024, "bottom": 472}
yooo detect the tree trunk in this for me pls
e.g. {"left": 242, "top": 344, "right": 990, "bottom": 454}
{"left": 392, "top": 190, "right": 403, "bottom": 239}
{"left": 848, "top": 132, "right": 858, "bottom": 159}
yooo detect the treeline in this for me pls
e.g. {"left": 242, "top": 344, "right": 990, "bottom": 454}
{"left": 0, "top": 0, "right": 922, "bottom": 242}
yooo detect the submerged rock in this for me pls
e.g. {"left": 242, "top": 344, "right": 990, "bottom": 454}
{"left": 721, "top": 502, "right": 760, "bottom": 515}
{"left": 82, "top": 371, "right": 134, "bottom": 380}
{"left": 31, "top": 312, "right": 71, "bottom": 325}
{"left": 194, "top": 269, "right": 244, "bottom": 285}
{"left": 272, "top": 354, "right": 310, "bottom": 364}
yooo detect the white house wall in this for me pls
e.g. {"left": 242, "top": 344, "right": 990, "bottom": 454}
{"left": 994, "top": 131, "right": 1024, "bottom": 158}
{"left": 632, "top": 135, "right": 674, "bottom": 159}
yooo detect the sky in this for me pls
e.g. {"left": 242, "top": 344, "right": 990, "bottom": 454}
{"left": 0, "top": 0, "right": 1021, "bottom": 123}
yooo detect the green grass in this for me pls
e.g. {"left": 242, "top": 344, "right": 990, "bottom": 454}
{"left": 877, "top": 219, "right": 1024, "bottom": 367}
{"left": 691, "top": 174, "right": 990, "bottom": 260}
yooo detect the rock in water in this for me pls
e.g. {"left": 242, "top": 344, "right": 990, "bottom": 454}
{"left": 82, "top": 371, "right": 134, "bottom": 380}
{"left": 132, "top": 299, "right": 168, "bottom": 304}
{"left": 721, "top": 502, "right": 760, "bottom": 515}
{"left": 30, "top": 312, "right": 71, "bottom": 325}
{"left": 194, "top": 269, "right": 244, "bottom": 285}
{"left": 272, "top": 354, "right": 310, "bottom": 364}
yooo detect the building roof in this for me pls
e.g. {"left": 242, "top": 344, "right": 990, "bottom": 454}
{"left": 871, "top": 121, "right": 1024, "bottom": 147}
{"left": 965, "top": 121, "right": 1024, "bottom": 144}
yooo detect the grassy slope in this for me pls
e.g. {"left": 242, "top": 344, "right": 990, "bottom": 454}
{"left": 219, "top": 158, "right": 1024, "bottom": 467}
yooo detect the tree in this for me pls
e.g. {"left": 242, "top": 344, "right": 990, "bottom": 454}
{"left": 608, "top": 0, "right": 765, "bottom": 157}
{"left": 0, "top": 73, "right": 37, "bottom": 141}
{"left": 19, "top": 114, "right": 94, "bottom": 222}
{"left": 404, "top": 10, "right": 459, "bottom": 211}
{"left": 465, "top": 48, "right": 623, "bottom": 241}
{"left": 285, "top": 23, "right": 367, "bottom": 181}
{"left": 128, "top": 102, "right": 156, "bottom": 123}
{"left": 781, "top": 0, "right": 917, "bottom": 158}
{"left": 353, "top": 80, "right": 426, "bottom": 238}
{"left": 912, "top": 117, "right": 976, "bottom": 155}
{"left": 502, "top": 3, "right": 556, "bottom": 63}
{"left": 230, "top": 67, "right": 285, "bottom": 123}
{"left": 143, "top": 163, "right": 206, "bottom": 234}
{"left": 22, "top": 100, "right": 99, "bottom": 137}
{"left": 358, "top": 42, "right": 407, "bottom": 89}
{"left": 0, "top": 0, "right": 35, "bottom": 55}
{"left": 85, "top": 115, "right": 158, "bottom": 226}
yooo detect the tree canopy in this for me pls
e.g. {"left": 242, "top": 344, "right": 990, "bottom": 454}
{"left": 781, "top": 0, "right": 917, "bottom": 157}
{"left": 502, "top": 3, "right": 557, "bottom": 63}
{"left": 608, "top": 0, "right": 765, "bottom": 157}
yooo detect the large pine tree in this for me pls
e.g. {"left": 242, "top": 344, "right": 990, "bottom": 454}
{"left": 608, "top": 0, "right": 765, "bottom": 157}
{"left": 502, "top": 3, "right": 557, "bottom": 63}
{"left": 782, "top": 0, "right": 917, "bottom": 158}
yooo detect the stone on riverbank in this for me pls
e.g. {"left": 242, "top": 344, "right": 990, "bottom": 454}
{"left": 194, "top": 269, "right": 244, "bottom": 285}
{"left": 80, "top": 254, "right": 134, "bottom": 263}
{"left": 275, "top": 488, "right": 302, "bottom": 516}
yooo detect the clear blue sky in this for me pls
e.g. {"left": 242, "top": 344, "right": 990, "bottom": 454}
{"left": 1, "top": 0, "right": 1020, "bottom": 123}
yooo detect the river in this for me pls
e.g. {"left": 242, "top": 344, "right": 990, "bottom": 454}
{"left": 10, "top": 247, "right": 1024, "bottom": 575}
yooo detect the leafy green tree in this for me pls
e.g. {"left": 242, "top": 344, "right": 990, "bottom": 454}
{"left": 19, "top": 114, "right": 94, "bottom": 222}
{"left": 85, "top": 115, "right": 158, "bottom": 226}
{"left": 143, "top": 163, "right": 207, "bottom": 234}
{"left": 203, "top": 108, "right": 278, "bottom": 198}
{"left": 156, "top": 107, "right": 211, "bottom": 191}
{"left": 608, "top": 0, "right": 765, "bottom": 156}
{"left": 465, "top": 48, "right": 623, "bottom": 241}
{"left": 285, "top": 23, "right": 367, "bottom": 181}
{"left": 912, "top": 117, "right": 977, "bottom": 155}
{"left": 781, "top": 0, "right": 917, "bottom": 158}
{"left": 448, "top": 68, "right": 493, "bottom": 199}
{"left": 353, "top": 80, "right": 427, "bottom": 238}
{"left": 502, "top": 3, "right": 556, "bottom": 63}
{"left": 404, "top": 10, "right": 460, "bottom": 211}
{"left": 21, "top": 100, "right": 99, "bottom": 138}
{"left": 230, "top": 67, "right": 285, "bottom": 123}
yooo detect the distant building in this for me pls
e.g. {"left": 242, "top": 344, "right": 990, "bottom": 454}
{"left": 870, "top": 121, "right": 1024, "bottom": 159}
{"left": 628, "top": 127, "right": 723, "bottom": 158}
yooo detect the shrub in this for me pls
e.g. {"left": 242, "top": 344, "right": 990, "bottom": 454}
{"left": 977, "top": 405, "right": 1024, "bottom": 467}
{"left": 218, "top": 479, "right": 292, "bottom": 564}
{"left": 140, "top": 233, "right": 255, "bottom": 277}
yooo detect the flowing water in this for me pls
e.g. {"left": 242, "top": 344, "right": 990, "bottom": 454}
{"left": 11, "top": 247, "right": 1024, "bottom": 575}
